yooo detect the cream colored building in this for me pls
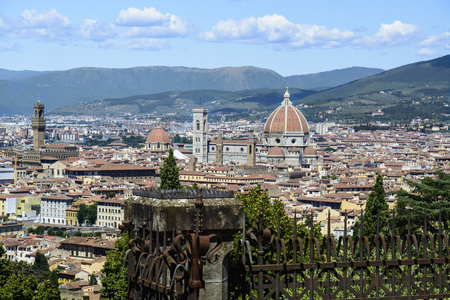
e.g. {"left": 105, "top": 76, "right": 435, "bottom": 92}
{"left": 95, "top": 197, "right": 125, "bottom": 229}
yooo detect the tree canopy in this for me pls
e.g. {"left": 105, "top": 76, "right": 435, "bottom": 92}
{"left": 0, "top": 243, "right": 60, "bottom": 299}
{"left": 100, "top": 233, "right": 129, "bottom": 299}
{"left": 159, "top": 147, "right": 182, "bottom": 190}
{"left": 395, "top": 169, "right": 450, "bottom": 235}
{"left": 77, "top": 203, "right": 98, "bottom": 225}
{"left": 234, "top": 186, "right": 322, "bottom": 262}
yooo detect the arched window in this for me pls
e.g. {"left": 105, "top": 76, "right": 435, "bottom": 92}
{"left": 196, "top": 120, "right": 200, "bottom": 131}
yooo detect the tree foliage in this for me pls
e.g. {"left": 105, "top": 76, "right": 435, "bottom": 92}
{"left": 172, "top": 134, "right": 192, "bottom": 144}
{"left": 353, "top": 172, "right": 390, "bottom": 237}
{"left": 77, "top": 203, "right": 98, "bottom": 225}
{"left": 121, "top": 135, "right": 145, "bottom": 148}
{"left": 100, "top": 233, "right": 129, "bottom": 300}
{"left": 234, "top": 186, "right": 322, "bottom": 263}
{"left": 89, "top": 274, "right": 98, "bottom": 285}
{"left": 35, "top": 280, "right": 60, "bottom": 300}
{"left": 0, "top": 243, "right": 60, "bottom": 299}
{"left": 33, "top": 252, "right": 50, "bottom": 275}
{"left": 28, "top": 226, "right": 45, "bottom": 235}
{"left": 395, "top": 169, "right": 450, "bottom": 235}
{"left": 159, "top": 147, "right": 181, "bottom": 190}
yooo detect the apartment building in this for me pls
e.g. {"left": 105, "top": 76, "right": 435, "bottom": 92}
{"left": 95, "top": 197, "right": 125, "bottom": 229}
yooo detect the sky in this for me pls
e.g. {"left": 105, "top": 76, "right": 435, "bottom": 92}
{"left": 0, "top": 0, "right": 449, "bottom": 76}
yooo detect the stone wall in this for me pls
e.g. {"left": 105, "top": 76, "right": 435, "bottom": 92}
{"left": 129, "top": 193, "right": 244, "bottom": 300}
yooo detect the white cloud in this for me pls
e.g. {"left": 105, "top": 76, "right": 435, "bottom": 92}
{"left": 354, "top": 21, "right": 420, "bottom": 47}
{"left": 419, "top": 32, "right": 450, "bottom": 50}
{"left": 417, "top": 48, "right": 437, "bottom": 56}
{"left": 6, "top": 8, "right": 73, "bottom": 41}
{"left": 100, "top": 38, "right": 169, "bottom": 51}
{"left": 20, "top": 8, "right": 71, "bottom": 28}
{"left": 200, "top": 14, "right": 354, "bottom": 49}
{"left": 115, "top": 7, "right": 191, "bottom": 38}
{"left": 80, "top": 19, "right": 117, "bottom": 41}
{"left": 116, "top": 7, "right": 174, "bottom": 26}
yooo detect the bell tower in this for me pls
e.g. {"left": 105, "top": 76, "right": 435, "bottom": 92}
{"left": 32, "top": 99, "right": 46, "bottom": 151}
{"left": 192, "top": 106, "right": 208, "bottom": 163}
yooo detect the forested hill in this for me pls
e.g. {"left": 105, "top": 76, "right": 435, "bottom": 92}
{"left": 0, "top": 65, "right": 382, "bottom": 115}
{"left": 299, "top": 54, "right": 450, "bottom": 122}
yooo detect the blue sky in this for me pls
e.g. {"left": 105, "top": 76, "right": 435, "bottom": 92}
{"left": 0, "top": 0, "right": 449, "bottom": 76}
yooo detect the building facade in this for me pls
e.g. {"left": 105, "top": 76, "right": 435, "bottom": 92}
{"left": 40, "top": 195, "right": 73, "bottom": 225}
{"left": 95, "top": 197, "right": 125, "bottom": 229}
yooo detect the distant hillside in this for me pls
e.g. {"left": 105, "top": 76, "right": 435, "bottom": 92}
{"left": 53, "top": 55, "right": 450, "bottom": 123}
{"left": 299, "top": 54, "right": 450, "bottom": 123}
{"left": 0, "top": 65, "right": 382, "bottom": 115}
{"left": 0, "top": 69, "right": 49, "bottom": 80}
{"left": 52, "top": 88, "right": 317, "bottom": 122}
{"left": 286, "top": 67, "right": 384, "bottom": 89}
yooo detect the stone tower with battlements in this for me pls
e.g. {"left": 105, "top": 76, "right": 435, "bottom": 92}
{"left": 32, "top": 99, "right": 46, "bottom": 151}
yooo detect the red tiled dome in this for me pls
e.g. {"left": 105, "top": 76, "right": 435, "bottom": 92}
{"left": 264, "top": 89, "right": 309, "bottom": 135}
{"left": 146, "top": 128, "right": 170, "bottom": 143}
{"left": 268, "top": 146, "right": 285, "bottom": 156}
{"left": 304, "top": 146, "right": 318, "bottom": 156}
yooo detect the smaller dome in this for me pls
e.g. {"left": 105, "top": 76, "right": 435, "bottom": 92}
{"left": 146, "top": 128, "right": 170, "bottom": 143}
{"left": 304, "top": 146, "right": 318, "bottom": 156}
{"left": 268, "top": 146, "right": 285, "bottom": 156}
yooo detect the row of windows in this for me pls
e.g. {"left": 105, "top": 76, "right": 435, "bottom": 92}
{"left": 44, "top": 218, "right": 63, "bottom": 224}
{"left": 99, "top": 215, "right": 121, "bottom": 221}
{"left": 98, "top": 208, "right": 122, "bottom": 213}
{"left": 98, "top": 222, "right": 118, "bottom": 228}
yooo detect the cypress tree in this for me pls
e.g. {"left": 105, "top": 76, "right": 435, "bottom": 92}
{"left": 159, "top": 147, "right": 182, "bottom": 190}
{"left": 354, "top": 172, "right": 390, "bottom": 237}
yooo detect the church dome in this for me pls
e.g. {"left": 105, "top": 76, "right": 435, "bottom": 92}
{"left": 146, "top": 128, "right": 170, "bottom": 144}
{"left": 304, "top": 146, "right": 318, "bottom": 156}
{"left": 268, "top": 146, "right": 285, "bottom": 156}
{"left": 264, "top": 88, "right": 309, "bottom": 135}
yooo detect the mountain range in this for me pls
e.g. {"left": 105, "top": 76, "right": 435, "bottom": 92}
{"left": 1, "top": 55, "right": 449, "bottom": 123}
{"left": 52, "top": 55, "right": 450, "bottom": 123}
{"left": 0, "top": 65, "right": 382, "bottom": 115}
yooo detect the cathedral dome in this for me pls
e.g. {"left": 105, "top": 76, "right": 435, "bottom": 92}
{"left": 264, "top": 88, "right": 309, "bottom": 135}
{"left": 146, "top": 128, "right": 170, "bottom": 144}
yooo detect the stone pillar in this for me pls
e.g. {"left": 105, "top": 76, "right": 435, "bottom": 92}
{"left": 129, "top": 195, "right": 244, "bottom": 300}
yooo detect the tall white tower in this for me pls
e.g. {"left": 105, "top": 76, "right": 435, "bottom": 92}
{"left": 192, "top": 106, "right": 208, "bottom": 163}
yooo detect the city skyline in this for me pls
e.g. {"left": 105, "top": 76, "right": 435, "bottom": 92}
{"left": 0, "top": 0, "right": 449, "bottom": 76}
